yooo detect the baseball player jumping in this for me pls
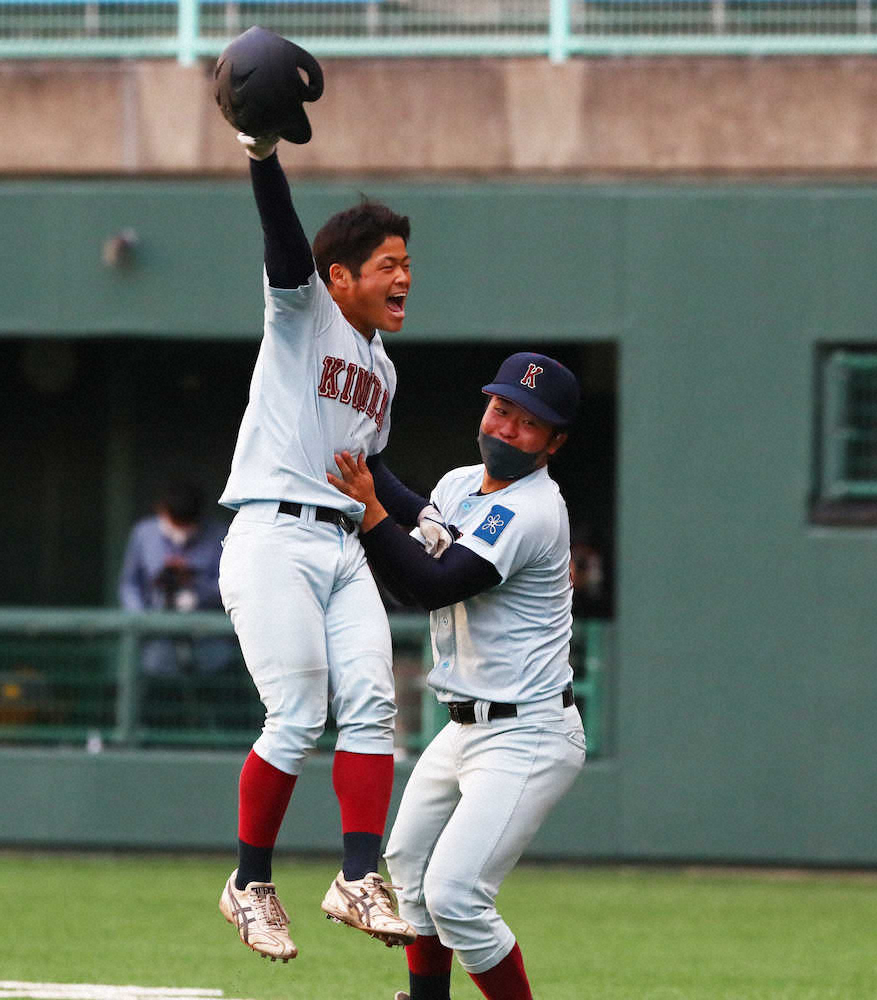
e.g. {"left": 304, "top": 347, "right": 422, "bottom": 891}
{"left": 329, "top": 353, "right": 587, "bottom": 1000}
{"left": 216, "top": 129, "right": 453, "bottom": 962}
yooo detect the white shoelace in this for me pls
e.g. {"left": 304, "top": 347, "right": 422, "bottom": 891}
{"left": 363, "top": 875, "right": 402, "bottom": 915}
{"left": 252, "top": 886, "right": 290, "bottom": 928}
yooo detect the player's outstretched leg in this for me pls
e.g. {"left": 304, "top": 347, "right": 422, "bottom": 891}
{"left": 321, "top": 870, "right": 416, "bottom": 947}
{"left": 321, "top": 748, "right": 416, "bottom": 946}
{"left": 219, "top": 750, "right": 298, "bottom": 961}
{"left": 219, "top": 869, "right": 298, "bottom": 961}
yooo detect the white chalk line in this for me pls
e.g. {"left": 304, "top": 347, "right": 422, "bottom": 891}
{"left": 0, "top": 984, "right": 255, "bottom": 1000}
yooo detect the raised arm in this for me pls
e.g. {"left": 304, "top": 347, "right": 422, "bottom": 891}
{"left": 244, "top": 140, "right": 314, "bottom": 290}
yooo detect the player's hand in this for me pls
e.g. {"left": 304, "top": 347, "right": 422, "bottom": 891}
{"left": 329, "top": 451, "right": 389, "bottom": 533}
{"left": 329, "top": 451, "right": 376, "bottom": 503}
{"left": 237, "top": 132, "right": 279, "bottom": 161}
{"left": 417, "top": 504, "right": 453, "bottom": 559}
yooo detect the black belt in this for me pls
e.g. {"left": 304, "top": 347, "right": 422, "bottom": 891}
{"left": 278, "top": 501, "right": 356, "bottom": 535}
{"left": 447, "top": 683, "right": 574, "bottom": 724}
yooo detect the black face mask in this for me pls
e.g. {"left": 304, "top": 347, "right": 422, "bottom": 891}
{"left": 477, "top": 430, "right": 545, "bottom": 482}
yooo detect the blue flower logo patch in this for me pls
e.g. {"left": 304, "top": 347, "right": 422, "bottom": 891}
{"left": 473, "top": 505, "right": 515, "bottom": 545}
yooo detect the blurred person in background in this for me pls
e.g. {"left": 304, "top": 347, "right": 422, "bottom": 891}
{"left": 569, "top": 522, "right": 612, "bottom": 619}
{"left": 118, "top": 482, "right": 234, "bottom": 690}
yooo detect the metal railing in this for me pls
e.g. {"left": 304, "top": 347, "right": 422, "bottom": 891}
{"left": 3, "top": 0, "right": 877, "bottom": 62}
{"left": 0, "top": 607, "right": 609, "bottom": 757}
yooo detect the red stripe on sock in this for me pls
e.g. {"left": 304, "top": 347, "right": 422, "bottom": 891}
{"left": 470, "top": 942, "right": 532, "bottom": 1000}
{"left": 237, "top": 749, "right": 296, "bottom": 847}
{"left": 332, "top": 750, "right": 394, "bottom": 835}
{"left": 405, "top": 934, "right": 454, "bottom": 976}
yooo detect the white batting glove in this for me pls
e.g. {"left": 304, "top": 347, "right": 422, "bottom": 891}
{"left": 417, "top": 504, "right": 453, "bottom": 559}
{"left": 237, "top": 132, "right": 279, "bottom": 161}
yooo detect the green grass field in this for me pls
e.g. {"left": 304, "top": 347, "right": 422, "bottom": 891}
{"left": 3, "top": 853, "right": 876, "bottom": 1000}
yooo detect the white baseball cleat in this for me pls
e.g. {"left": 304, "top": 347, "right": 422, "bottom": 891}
{"left": 393, "top": 993, "right": 410, "bottom": 1000}
{"left": 219, "top": 869, "right": 298, "bottom": 962}
{"left": 321, "top": 870, "right": 417, "bottom": 947}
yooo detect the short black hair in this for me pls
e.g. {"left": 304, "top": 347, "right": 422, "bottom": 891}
{"left": 313, "top": 198, "right": 410, "bottom": 285}
{"left": 158, "top": 482, "right": 205, "bottom": 525}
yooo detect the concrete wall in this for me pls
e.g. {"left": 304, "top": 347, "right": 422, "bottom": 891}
{"left": 0, "top": 750, "right": 620, "bottom": 858}
{"left": 3, "top": 182, "right": 877, "bottom": 863}
{"left": 4, "top": 53, "right": 877, "bottom": 863}
{"left": 5, "top": 56, "right": 877, "bottom": 176}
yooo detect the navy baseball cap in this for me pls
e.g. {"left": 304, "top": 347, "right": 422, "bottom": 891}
{"left": 482, "top": 352, "right": 580, "bottom": 426}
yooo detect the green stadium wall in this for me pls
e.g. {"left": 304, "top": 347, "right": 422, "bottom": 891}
{"left": 2, "top": 179, "right": 876, "bottom": 865}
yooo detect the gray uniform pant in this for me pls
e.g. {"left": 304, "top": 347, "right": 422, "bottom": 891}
{"left": 219, "top": 500, "right": 395, "bottom": 774}
{"left": 385, "top": 695, "right": 586, "bottom": 973}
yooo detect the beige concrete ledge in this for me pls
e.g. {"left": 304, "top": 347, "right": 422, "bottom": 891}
{"left": 3, "top": 56, "right": 877, "bottom": 175}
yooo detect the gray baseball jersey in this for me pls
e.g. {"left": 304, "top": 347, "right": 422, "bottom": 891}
{"left": 387, "top": 461, "right": 583, "bottom": 972}
{"left": 424, "top": 463, "right": 574, "bottom": 705}
{"left": 219, "top": 271, "right": 396, "bottom": 516}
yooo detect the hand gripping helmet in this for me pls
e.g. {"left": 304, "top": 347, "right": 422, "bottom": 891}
{"left": 214, "top": 26, "right": 324, "bottom": 144}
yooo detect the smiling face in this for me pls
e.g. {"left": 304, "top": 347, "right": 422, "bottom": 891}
{"left": 480, "top": 395, "right": 562, "bottom": 455}
{"left": 478, "top": 395, "right": 567, "bottom": 490}
{"left": 328, "top": 236, "right": 411, "bottom": 338}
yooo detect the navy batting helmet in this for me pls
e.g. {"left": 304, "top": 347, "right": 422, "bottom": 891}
{"left": 214, "top": 26, "right": 324, "bottom": 145}
{"left": 482, "top": 352, "right": 580, "bottom": 427}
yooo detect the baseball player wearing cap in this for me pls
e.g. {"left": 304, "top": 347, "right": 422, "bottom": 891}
{"left": 329, "top": 352, "right": 586, "bottom": 1000}
{"left": 216, "top": 134, "right": 452, "bottom": 962}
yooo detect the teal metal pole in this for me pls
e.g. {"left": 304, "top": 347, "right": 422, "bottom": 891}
{"left": 177, "top": 0, "right": 199, "bottom": 67}
{"left": 113, "top": 629, "right": 140, "bottom": 745}
{"left": 584, "top": 620, "right": 603, "bottom": 757}
{"left": 549, "top": 0, "right": 571, "bottom": 63}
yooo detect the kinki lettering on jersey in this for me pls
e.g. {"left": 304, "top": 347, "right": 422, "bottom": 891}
{"left": 318, "top": 355, "right": 389, "bottom": 431}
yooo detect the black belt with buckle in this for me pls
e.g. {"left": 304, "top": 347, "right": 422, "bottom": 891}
{"left": 447, "top": 683, "right": 575, "bottom": 724}
{"left": 278, "top": 501, "right": 355, "bottom": 535}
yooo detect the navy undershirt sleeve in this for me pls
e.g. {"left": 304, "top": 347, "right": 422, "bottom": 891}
{"left": 249, "top": 153, "right": 315, "bottom": 290}
{"left": 360, "top": 517, "right": 501, "bottom": 612}
{"left": 367, "top": 454, "right": 428, "bottom": 527}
